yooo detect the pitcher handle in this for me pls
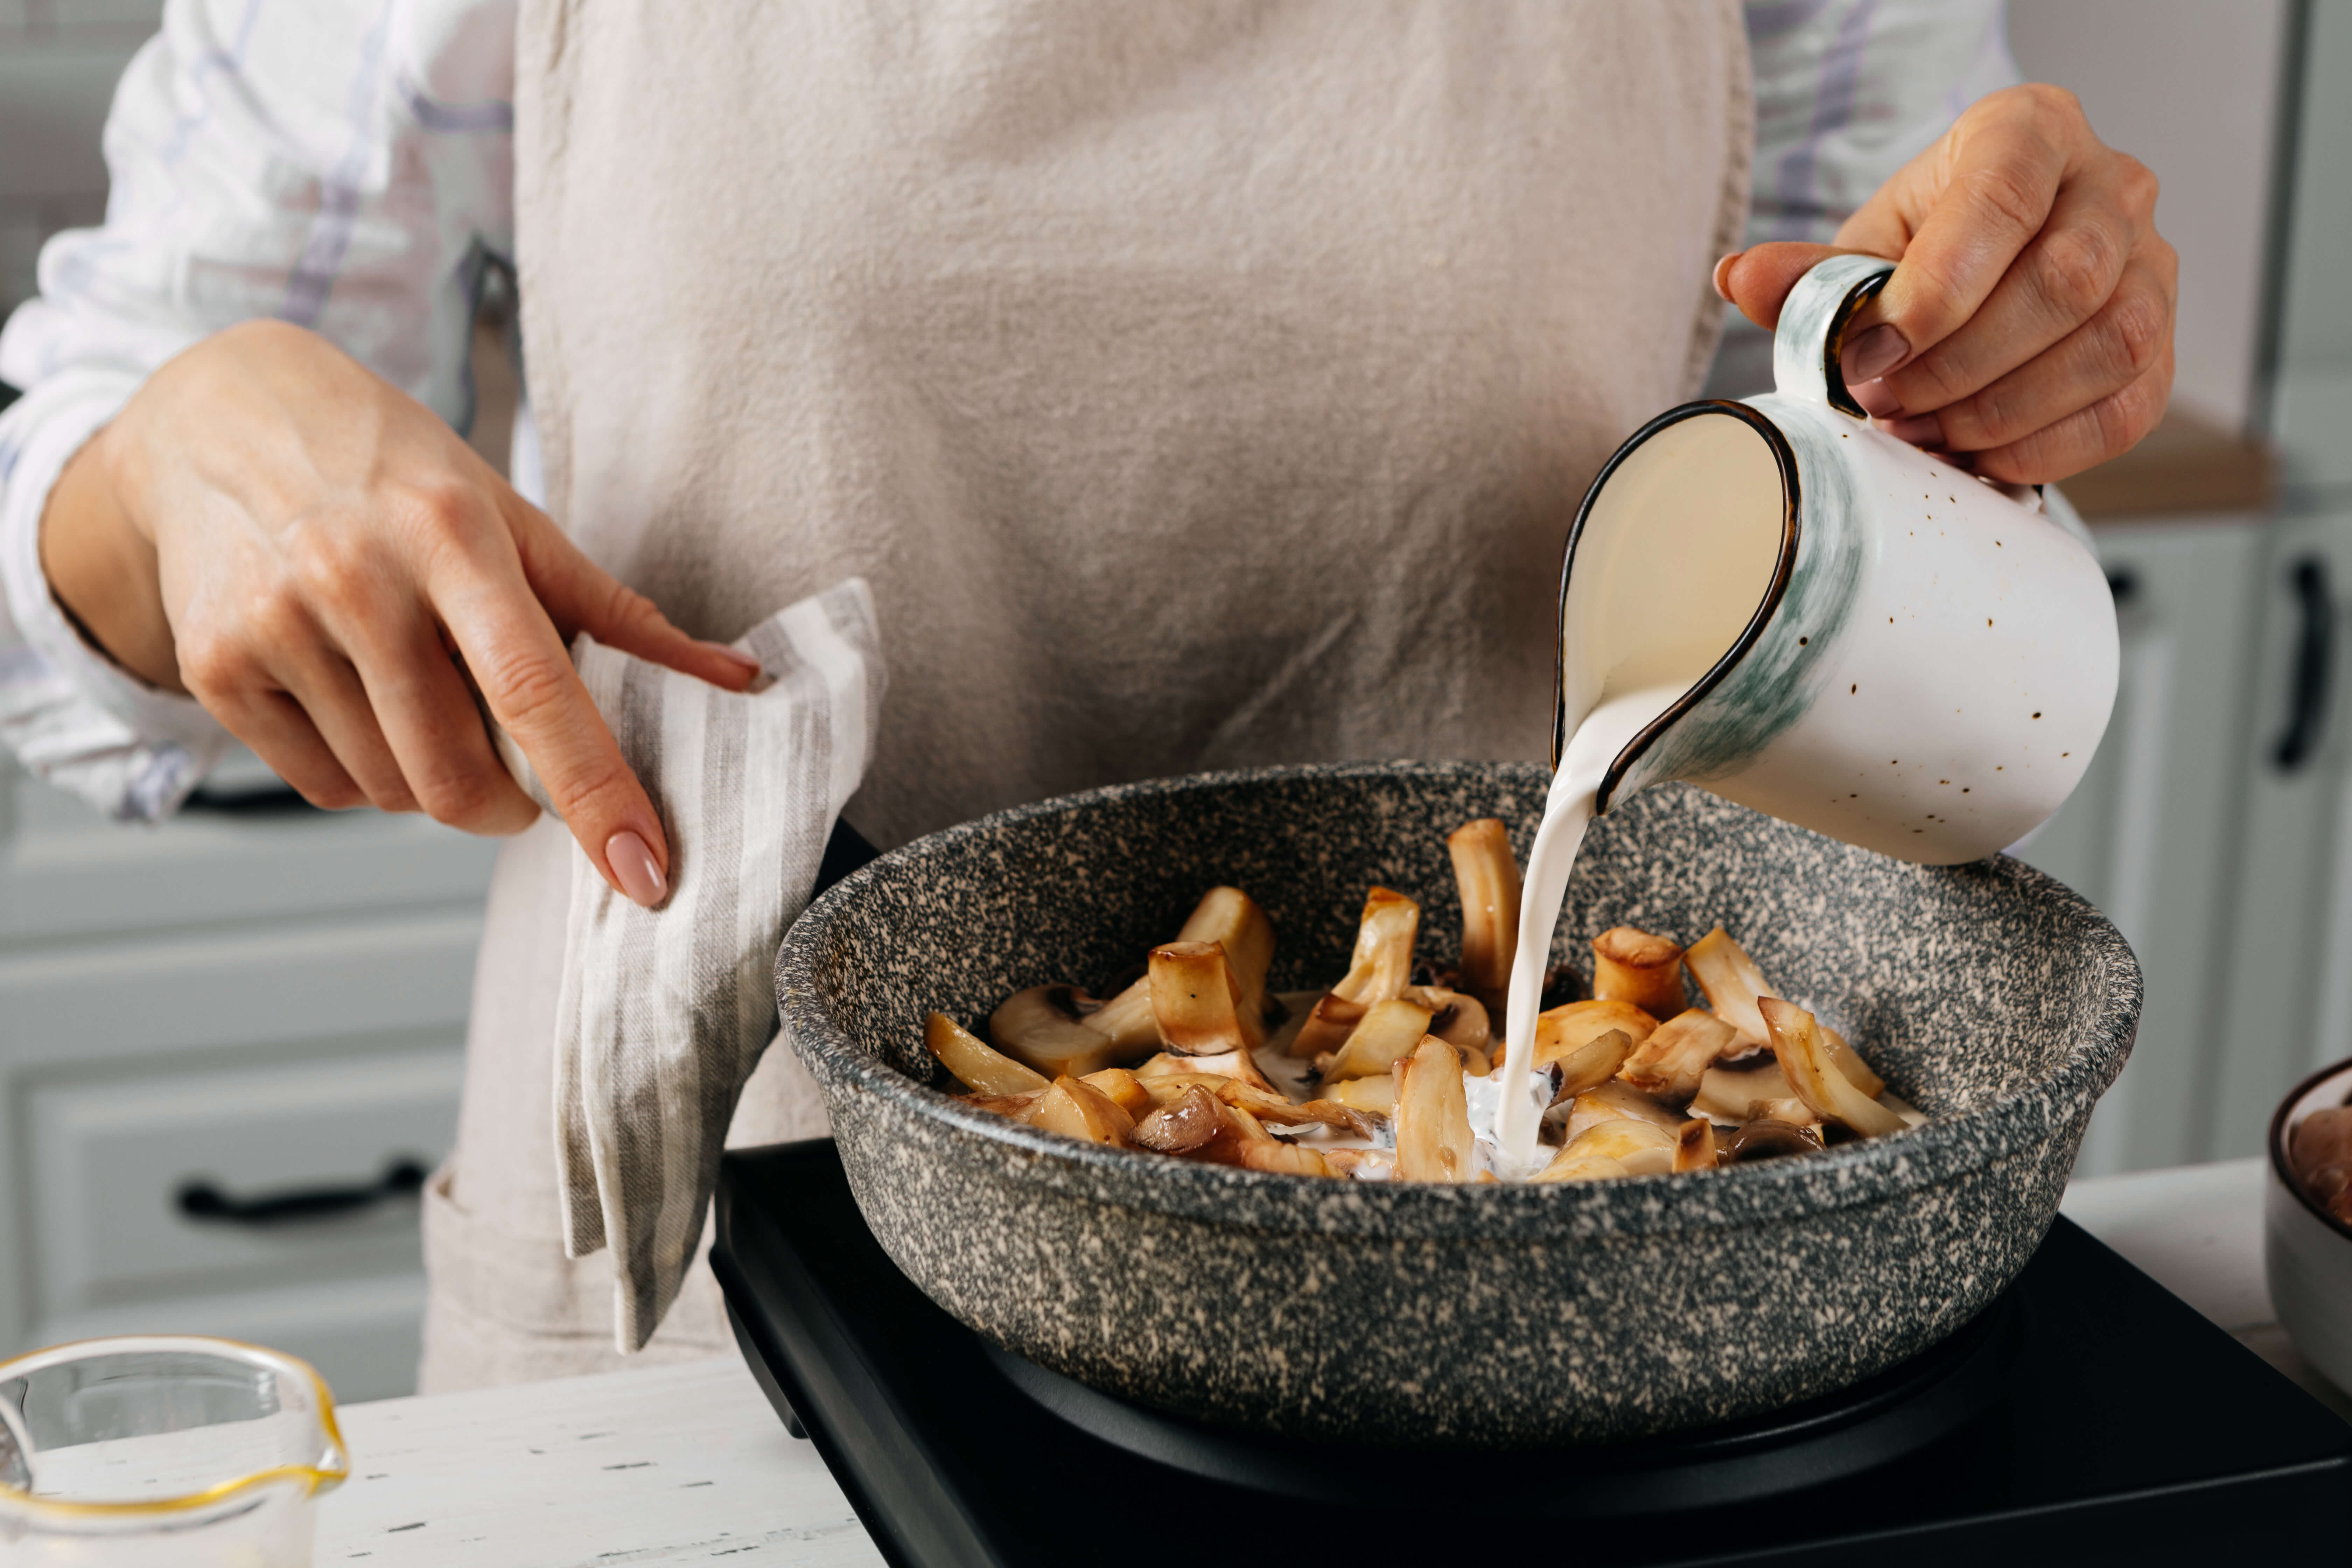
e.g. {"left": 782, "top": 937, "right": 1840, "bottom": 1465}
{"left": 1771, "top": 254, "right": 1899, "bottom": 416}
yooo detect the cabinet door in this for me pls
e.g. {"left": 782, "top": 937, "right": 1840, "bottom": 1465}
{"left": 2015, "top": 521, "right": 2267, "bottom": 1175}
{"left": 2211, "top": 510, "right": 2352, "bottom": 1156}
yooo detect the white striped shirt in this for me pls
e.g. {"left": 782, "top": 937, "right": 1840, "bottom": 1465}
{"left": 0, "top": 0, "right": 2014, "bottom": 821}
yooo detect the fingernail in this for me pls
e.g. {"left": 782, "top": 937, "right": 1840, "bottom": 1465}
{"left": 708, "top": 644, "right": 762, "bottom": 678}
{"left": 1712, "top": 252, "right": 1743, "bottom": 303}
{"left": 1841, "top": 323, "right": 1909, "bottom": 386}
{"left": 606, "top": 828, "right": 668, "bottom": 908}
{"left": 1883, "top": 413, "right": 1943, "bottom": 447}
{"left": 1851, "top": 377, "right": 1904, "bottom": 418}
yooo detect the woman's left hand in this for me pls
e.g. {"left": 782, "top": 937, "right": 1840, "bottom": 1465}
{"left": 1718, "top": 83, "right": 2176, "bottom": 485}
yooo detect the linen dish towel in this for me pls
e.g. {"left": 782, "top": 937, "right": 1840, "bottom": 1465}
{"left": 499, "top": 577, "right": 885, "bottom": 1351}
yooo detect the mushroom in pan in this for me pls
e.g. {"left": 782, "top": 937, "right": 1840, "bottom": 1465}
{"left": 1672, "top": 1118, "right": 1718, "bottom": 1172}
{"left": 1091, "top": 886, "right": 1278, "bottom": 1053}
{"left": 989, "top": 985, "right": 1126, "bottom": 1079}
{"left": 1561, "top": 1079, "right": 1686, "bottom": 1142}
{"left": 1684, "top": 927, "right": 1885, "bottom": 1097}
{"left": 1133, "top": 1084, "right": 1224, "bottom": 1154}
{"left": 1547, "top": 1025, "right": 1638, "bottom": 1102}
{"left": 1718, "top": 1118, "right": 1825, "bottom": 1162}
{"left": 1619, "top": 1009, "right": 1742, "bottom": 1102}
{"left": 1317, "top": 997, "right": 1435, "bottom": 1082}
{"left": 1289, "top": 888, "right": 1422, "bottom": 1058}
{"left": 1031, "top": 1076, "right": 1138, "bottom": 1146}
{"left": 1404, "top": 983, "right": 1492, "bottom": 1058}
{"left": 1533, "top": 1117, "right": 1676, "bottom": 1181}
{"left": 1136, "top": 1047, "right": 1276, "bottom": 1093}
{"left": 1758, "top": 996, "right": 1905, "bottom": 1138}
{"left": 1591, "top": 926, "right": 1688, "bottom": 1020}
{"left": 1393, "top": 1034, "right": 1476, "bottom": 1182}
{"left": 1690, "top": 1055, "right": 1821, "bottom": 1129}
{"left": 1447, "top": 819, "right": 1521, "bottom": 1015}
{"left": 927, "top": 1011, "right": 1053, "bottom": 1096}
{"left": 1532, "top": 999, "right": 1659, "bottom": 1071}
{"left": 1148, "top": 940, "right": 1266, "bottom": 1053}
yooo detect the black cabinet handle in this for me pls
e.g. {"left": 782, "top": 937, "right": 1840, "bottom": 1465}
{"left": 2273, "top": 555, "right": 2335, "bottom": 773}
{"left": 2105, "top": 567, "right": 2138, "bottom": 605}
{"left": 176, "top": 1157, "right": 429, "bottom": 1226}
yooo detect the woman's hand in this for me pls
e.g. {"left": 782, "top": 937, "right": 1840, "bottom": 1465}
{"left": 1718, "top": 83, "right": 2176, "bottom": 485}
{"left": 40, "top": 319, "right": 757, "bottom": 906}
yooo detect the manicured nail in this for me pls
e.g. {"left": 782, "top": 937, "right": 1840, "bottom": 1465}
{"left": 606, "top": 828, "right": 668, "bottom": 908}
{"left": 1883, "top": 413, "right": 1943, "bottom": 447}
{"left": 1850, "top": 377, "right": 1903, "bottom": 418}
{"left": 1841, "top": 323, "right": 1909, "bottom": 385}
{"left": 1712, "top": 252, "right": 1743, "bottom": 303}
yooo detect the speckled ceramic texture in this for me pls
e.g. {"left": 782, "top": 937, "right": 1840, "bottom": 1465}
{"left": 776, "top": 762, "right": 2140, "bottom": 1447}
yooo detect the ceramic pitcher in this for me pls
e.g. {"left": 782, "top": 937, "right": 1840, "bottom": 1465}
{"left": 1555, "top": 253, "right": 2120, "bottom": 864}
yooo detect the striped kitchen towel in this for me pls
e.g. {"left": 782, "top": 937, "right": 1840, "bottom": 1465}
{"left": 500, "top": 578, "right": 885, "bottom": 1351}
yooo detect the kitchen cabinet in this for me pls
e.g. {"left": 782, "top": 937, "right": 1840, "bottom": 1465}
{"left": 0, "top": 755, "right": 496, "bottom": 1401}
{"left": 2015, "top": 517, "right": 2269, "bottom": 1176}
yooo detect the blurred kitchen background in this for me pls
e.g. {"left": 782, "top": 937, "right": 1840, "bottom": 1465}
{"left": 0, "top": 1, "right": 2344, "bottom": 1399}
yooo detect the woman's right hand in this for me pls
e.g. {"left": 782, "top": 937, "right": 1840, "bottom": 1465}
{"left": 38, "top": 319, "right": 756, "bottom": 908}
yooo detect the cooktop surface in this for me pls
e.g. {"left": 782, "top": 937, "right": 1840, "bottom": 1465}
{"left": 712, "top": 1140, "right": 2351, "bottom": 1567}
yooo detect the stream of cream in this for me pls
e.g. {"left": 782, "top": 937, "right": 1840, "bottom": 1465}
{"left": 1482, "top": 684, "right": 1692, "bottom": 1180}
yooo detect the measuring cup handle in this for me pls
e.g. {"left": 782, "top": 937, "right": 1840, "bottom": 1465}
{"left": 1771, "top": 254, "right": 1899, "bottom": 415}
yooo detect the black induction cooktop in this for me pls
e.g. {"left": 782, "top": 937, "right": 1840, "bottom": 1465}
{"left": 710, "top": 1140, "right": 2352, "bottom": 1567}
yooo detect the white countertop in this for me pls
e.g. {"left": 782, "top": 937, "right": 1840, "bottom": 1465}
{"left": 314, "top": 1157, "right": 2348, "bottom": 1566}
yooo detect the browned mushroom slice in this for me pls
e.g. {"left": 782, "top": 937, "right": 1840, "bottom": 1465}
{"left": 1758, "top": 997, "right": 1905, "bottom": 1138}
{"left": 1136, "top": 1047, "right": 1276, "bottom": 1094}
{"left": 1289, "top": 888, "right": 1422, "bottom": 1058}
{"left": 1531, "top": 999, "right": 1660, "bottom": 1069}
{"left": 1089, "top": 886, "right": 1279, "bottom": 1052}
{"left": 927, "top": 1012, "right": 1053, "bottom": 1096}
{"left": 1548, "top": 1026, "right": 1637, "bottom": 1101}
{"left": 1394, "top": 1035, "right": 1477, "bottom": 1182}
{"left": 1718, "top": 1118, "right": 1825, "bottom": 1162}
{"left": 1591, "top": 926, "right": 1689, "bottom": 1020}
{"left": 1690, "top": 1056, "right": 1819, "bottom": 1127}
{"left": 1078, "top": 1068, "right": 1156, "bottom": 1119}
{"left": 1148, "top": 940, "right": 1265, "bottom": 1054}
{"left": 1240, "top": 1141, "right": 1338, "bottom": 1177}
{"left": 1403, "top": 984, "right": 1491, "bottom": 1055}
{"left": 958, "top": 1089, "right": 1047, "bottom": 1120}
{"left": 1322, "top": 1074, "right": 1399, "bottom": 1116}
{"left": 1447, "top": 819, "right": 1521, "bottom": 1015}
{"left": 1318, "top": 997, "right": 1435, "bottom": 1082}
{"left": 1133, "top": 1084, "right": 1225, "bottom": 1154}
{"left": 1673, "top": 1118, "right": 1719, "bottom": 1172}
{"left": 1683, "top": 928, "right": 1885, "bottom": 1097}
{"left": 1032, "top": 1076, "right": 1138, "bottom": 1146}
{"left": 1322, "top": 1148, "right": 1388, "bottom": 1179}
{"left": 1618, "top": 1009, "right": 1742, "bottom": 1102}
{"left": 1534, "top": 1117, "right": 1676, "bottom": 1181}
{"left": 988, "top": 986, "right": 1124, "bottom": 1079}
{"left": 1562, "top": 1079, "right": 1686, "bottom": 1142}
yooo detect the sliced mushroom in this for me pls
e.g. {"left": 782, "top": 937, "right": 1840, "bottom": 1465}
{"left": 1673, "top": 1117, "right": 1718, "bottom": 1172}
{"left": 1289, "top": 888, "right": 1422, "bottom": 1058}
{"left": 1529, "top": 1154, "right": 1633, "bottom": 1184}
{"left": 988, "top": 986, "right": 1126, "bottom": 1079}
{"left": 1089, "top": 886, "right": 1279, "bottom": 1052}
{"left": 1078, "top": 1068, "right": 1156, "bottom": 1119}
{"left": 1548, "top": 1026, "right": 1637, "bottom": 1102}
{"left": 1591, "top": 926, "right": 1688, "bottom": 1020}
{"left": 1619, "top": 1009, "right": 1742, "bottom": 1102}
{"left": 1719, "top": 1118, "right": 1825, "bottom": 1162}
{"left": 1032, "top": 1076, "right": 1138, "bottom": 1146}
{"left": 1532, "top": 999, "right": 1660, "bottom": 1069}
{"left": 1403, "top": 983, "right": 1491, "bottom": 1055}
{"left": 1562, "top": 1079, "right": 1687, "bottom": 1142}
{"left": 1758, "top": 996, "right": 1905, "bottom": 1137}
{"left": 1148, "top": 940, "right": 1266, "bottom": 1054}
{"left": 1136, "top": 1048, "right": 1276, "bottom": 1093}
{"left": 1535, "top": 1117, "right": 1676, "bottom": 1181}
{"left": 957, "top": 1089, "right": 1047, "bottom": 1120}
{"left": 928, "top": 1011, "right": 1052, "bottom": 1096}
{"left": 1684, "top": 927, "right": 1885, "bottom": 1097}
{"left": 1318, "top": 997, "right": 1435, "bottom": 1082}
{"left": 1690, "top": 1056, "right": 1818, "bottom": 1127}
{"left": 1322, "top": 1074, "right": 1398, "bottom": 1116}
{"left": 1139, "top": 1071, "right": 1374, "bottom": 1138}
{"left": 1446, "top": 819, "right": 1521, "bottom": 1015}
{"left": 1240, "top": 1141, "right": 1338, "bottom": 1177}
{"left": 1394, "top": 1035, "right": 1476, "bottom": 1182}
{"left": 1133, "top": 1085, "right": 1224, "bottom": 1153}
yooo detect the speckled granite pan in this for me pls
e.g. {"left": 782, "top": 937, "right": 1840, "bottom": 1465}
{"left": 775, "top": 762, "right": 2139, "bottom": 1447}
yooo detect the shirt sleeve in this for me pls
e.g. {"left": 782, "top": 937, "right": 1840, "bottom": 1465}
{"left": 0, "top": 0, "right": 516, "bottom": 821}
{"left": 1708, "top": 0, "right": 2022, "bottom": 398}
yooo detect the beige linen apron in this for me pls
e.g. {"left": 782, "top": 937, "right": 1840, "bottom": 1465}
{"left": 420, "top": 0, "right": 1752, "bottom": 1391}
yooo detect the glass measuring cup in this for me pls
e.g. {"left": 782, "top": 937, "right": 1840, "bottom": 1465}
{"left": 0, "top": 1335, "right": 348, "bottom": 1566}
